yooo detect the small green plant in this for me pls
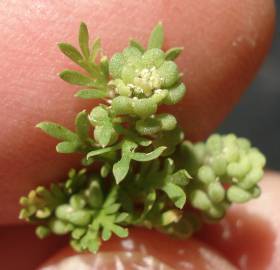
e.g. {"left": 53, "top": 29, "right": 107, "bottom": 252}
{"left": 19, "top": 22, "right": 266, "bottom": 253}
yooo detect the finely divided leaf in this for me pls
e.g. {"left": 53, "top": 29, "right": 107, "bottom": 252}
{"left": 148, "top": 22, "right": 164, "bottom": 49}
{"left": 165, "top": 47, "right": 183, "bottom": 61}
{"left": 79, "top": 22, "right": 90, "bottom": 58}
{"left": 36, "top": 122, "right": 77, "bottom": 141}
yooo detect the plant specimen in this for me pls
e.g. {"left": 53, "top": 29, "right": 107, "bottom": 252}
{"left": 19, "top": 23, "right": 266, "bottom": 253}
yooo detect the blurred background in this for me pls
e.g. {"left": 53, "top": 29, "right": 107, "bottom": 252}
{"left": 218, "top": 0, "right": 280, "bottom": 170}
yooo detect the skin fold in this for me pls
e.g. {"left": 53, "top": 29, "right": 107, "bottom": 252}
{"left": 0, "top": 0, "right": 277, "bottom": 269}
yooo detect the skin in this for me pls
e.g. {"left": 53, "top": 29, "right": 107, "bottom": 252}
{"left": 0, "top": 0, "right": 277, "bottom": 269}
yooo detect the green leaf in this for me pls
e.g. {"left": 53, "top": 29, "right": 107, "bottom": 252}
{"left": 165, "top": 47, "right": 183, "bottom": 60}
{"left": 58, "top": 43, "right": 83, "bottom": 65}
{"left": 100, "top": 56, "right": 109, "bottom": 79}
{"left": 140, "top": 190, "right": 156, "bottom": 219}
{"left": 89, "top": 106, "right": 110, "bottom": 124}
{"left": 148, "top": 22, "right": 164, "bottom": 49}
{"left": 115, "top": 213, "right": 129, "bottom": 223}
{"left": 91, "top": 38, "right": 101, "bottom": 61}
{"left": 129, "top": 39, "right": 145, "bottom": 53}
{"left": 162, "top": 182, "right": 186, "bottom": 209}
{"left": 56, "top": 141, "right": 80, "bottom": 153}
{"left": 132, "top": 146, "right": 166, "bottom": 162}
{"left": 87, "top": 145, "right": 119, "bottom": 159}
{"left": 75, "top": 110, "right": 89, "bottom": 142}
{"left": 36, "top": 122, "right": 77, "bottom": 141}
{"left": 113, "top": 156, "right": 131, "bottom": 184}
{"left": 75, "top": 89, "right": 107, "bottom": 99}
{"left": 94, "top": 124, "right": 115, "bottom": 147}
{"left": 59, "top": 70, "right": 97, "bottom": 87}
{"left": 111, "top": 225, "right": 128, "bottom": 238}
{"left": 79, "top": 22, "right": 90, "bottom": 58}
{"left": 135, "top": 118, "right": 161, "bottom": 136}
{"left": 155, "top": 113, "right": 177, "bottom": 131}
{"left": 101, "top": 228, "right": 112, "bottom": 241}
{"left": 169, "top": 170, "right": 191, "bottom": 186}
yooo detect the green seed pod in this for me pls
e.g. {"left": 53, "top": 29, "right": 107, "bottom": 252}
{"left": 157, "top": 61, "right": 179, "bottom": 88}
{"left": 89, "top": 106, "right": 108, "bottom": 125}
{"left": 248, "top": 149, "right": 266, "bottom": 167}
{"left": 223, "top": 144, "right": 239, "bottom": 162}
{"left": 150, "top": 89, "right": 168, "bottom": 103}
{"left": 113, "top": 79, "right": 132, "bottom": 96}
{"left": 109, "top": 52, "right": 125, "bottom": 79}
{"left": 55, "top": 204, "right": 74, "bottom": 221}
{"left": 210, "top": 156, "right": 227, "bottom": 176}
{"left": 136, "top": 118, "right": 161, "bottom": 135}
{"left": 111, "top": 96, "right": 134, "bottom": 115}
{"left": 163, "top": 83, "right": 186, "bottom": 105}
{"left": 192, "top": 143, "right": 206, "bottom": 164}
{"left": 122, "top": 47, "right": 142, "bottom": 64}
{"left": 84, "top": 180, "right": 104, "bottom": 209}
{"left": 121, "top": 65, "right": 137, "bottom": 84}
{"left": 197, "top": 165, "right": 216, "bottom": 184}
{"left": 49, "top": 219, "right": 74, "bottom": 235}
{"left": 227, "top": 156, "right": 251, "bottom": 179}
{"left": 36, "top": 225, "right": 51, "bottom": 239}
{"left": 206, "top": 204, "right": 225, "bottom": 219}
{"left": 67, "top": 209, "right": 92, "bottom": 226}
{"left": 142, "top": 48, "right": 165, "bottom": 68}
{"left": 155, "top": 113, "right": 177, "bottom": 131}
{"left": 238, "top": 168, "right": 264, "bottom": 190}
{"left": 207, "top": 182, "right": 225, "bottom": 203}
{"left": 36, "top": 207, "right": 51, "bottom": 219}
{"left": 227, "top": 185, "right": 251, "bottom": 203}
{"left": 132, "top": 98, "right": 157, "bottom": 118}
{"left": 190, "top": 190, "right": 211, "bottom": 211}
{"left": 237, "top": 138, "right": 251, "bottom": 151}
{"left": 72, "top": 227, "right": 86, "bottom": 240}
{"left": 70, "top": 194, "right": 87, "bottom": 209}
{"left": 206, "top": 134, "right": 222, "bottom": 155}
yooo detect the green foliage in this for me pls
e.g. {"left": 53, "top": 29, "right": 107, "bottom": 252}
{"left": 19, "top": 22, "right": 266, "bottom": 253}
